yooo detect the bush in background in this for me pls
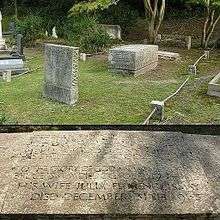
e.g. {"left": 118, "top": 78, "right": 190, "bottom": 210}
{"left": 97, "top": 2, "right": 139, "bottom": 35}
{"left": 61, "top": 15, "right": 113, "bottom": 53}
{"left": 14, "top": 15, "right": 45, "bottom": 46}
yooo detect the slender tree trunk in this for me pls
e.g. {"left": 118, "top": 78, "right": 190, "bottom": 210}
{"left": 144, "top": 0, "right": 165, "bottom": 44}
{"left": 204, "top": 13, "right": 220, "bottom": 48}
{"left": 14, "top": 0, "right": 18, "bottom": 19}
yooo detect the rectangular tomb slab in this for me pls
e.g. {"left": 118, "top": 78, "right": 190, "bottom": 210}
{"left": 108, "top": 44, "right": 158, "bottom": 75}
{"left": 0, "top": 130, "right": 219, "bottom": 215}
{"left": 43, "top": 44, "right": 79, "bottom": 105}
{"left": 207, "top": 72, "right": 220, "bottom": 98}
{"left": 0, "top": 57, "right": 24, "bottom": 71}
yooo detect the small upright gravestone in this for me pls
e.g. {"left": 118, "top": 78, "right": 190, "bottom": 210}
{"left": 43, "top": 44, "right": 79, "bottom": 105}
{"left": 10, "top": 34, "right": 25, "bottom": 60}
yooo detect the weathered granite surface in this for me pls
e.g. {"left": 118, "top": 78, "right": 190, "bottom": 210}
{"left": 0, "top": 58, "right": 24, "bottom": 71}
{"left": 207, "top": 72, "right": 220, "bottom": 98}
{"left": 108, "top": 45, "right": 158, "bottom": 75}
{"left": 102, "top": 25, "right": 121, "bottom": 40}
{"left": 0, "top": 130, "right": 219, "bottom": 215}
{"left": 158, "top": 51, "right": 180, "bottom": 60}
{"left": 43, "top": 44, "right": 79, "bottom": 105}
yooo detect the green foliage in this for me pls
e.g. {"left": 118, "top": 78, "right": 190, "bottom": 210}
{"left": 69, "top": 0, "right": 119, "bottom": 15}
{"left": 187, "top": 0, "right": 220, "bottom": 8}
{"left": 0, "top": 113, "right": 6, "bottom": 125}
{"left": 62, "top": 16, "right": 113, "bottom": 53}
{"left": 97, "top": 2, "right": 139, "bottom": 33}
{"left": 15, "top": 15, "right": 45, "bottom": 46}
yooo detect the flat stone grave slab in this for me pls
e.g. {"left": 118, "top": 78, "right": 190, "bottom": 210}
{"left": 43, "top": 44, "right": 79, "bottom": 105}
{"left": 0, "top": 130, "right": 219, "bottom": 215}
{"left": 108, "top": 44, "right": 158, "bottom": 75}
{"left": 207, "top": 72, "right": 220, "bottom": 98}
{"left": 0, "top": 57, "right": 24, "bottom": 71}
{"left": 158, "top": 51, "right": 180, "bottom": 60}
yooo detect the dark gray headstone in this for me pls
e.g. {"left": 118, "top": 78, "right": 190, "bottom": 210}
{"left": 43, "top": 44, "right": 79, "bottom": 105}
{"left": 8, "top": 21, "right": 16, "bottom": 35}
{"left": 16, "top": 34, "right": 24, "bottom": 57}
{"left": 0, "top": 130, "right": 219, "bottom": 215}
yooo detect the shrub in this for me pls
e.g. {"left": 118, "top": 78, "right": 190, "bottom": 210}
{"left": 15, "top": 15, "right": 45, "bottom": 46}
{"left": 97, "top": 2, "right": 139, "bottom": 34}
{"left": 63, "top": 15, "right": 113, "bottom": 53}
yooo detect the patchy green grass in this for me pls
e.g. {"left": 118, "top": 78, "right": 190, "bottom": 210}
{"left": 0, "top": 47, "right": 219, "bottom": 124}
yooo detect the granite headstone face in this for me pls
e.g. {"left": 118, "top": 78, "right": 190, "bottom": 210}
{"left": 43, "top": 44, "right": 79, "bottom": 105}
{"left": 102, "top": 25, "right": 122, "bottom": 40}
{"left": 108, "top": 44, "right": 158, "bottom": 75}
{"left": 0, "top": 130, "right": 219, "bottom": 215}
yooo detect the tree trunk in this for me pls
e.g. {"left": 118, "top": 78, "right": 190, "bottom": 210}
{"left": 14, "top": 0, "right": 18, "bottom": 19}
{"left": 204, "top": 13, "right": 220, "bottom": 48}
{"left": 144, "top": 0, "right": 165, "bottom": 44}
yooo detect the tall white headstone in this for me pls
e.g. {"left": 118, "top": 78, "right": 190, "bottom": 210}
{"left": 0, "top": 11, "right": 6, "bottom": 50}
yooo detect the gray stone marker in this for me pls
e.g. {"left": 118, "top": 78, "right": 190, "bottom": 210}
{"left": 2, "top": 70, "right": 11, "bottom": 82}
{"left": 0, "top": 57, "right": 24, "bottom": 71}
{"left": 16, "top": 34, "right": 25, "bottom": 59}
{"left": 0, "top": 130, "right": 219, "bottom": 215}
{"left": 158, "top": 51, "right": 180, "bottom": 60}
{"left": 109, "top": 44, "right": 158, "bottom": 75}
{"left": 188, "top": 65, "right": 197, "bottom": 75}
{"left": 102, "top": 25, "right": 122, "bottom": 40}
{"left": 207, "top": 72, "right": 220, "bottom": 97}
{"left": 43, "top": 44, "right": 79, "bottom": 105}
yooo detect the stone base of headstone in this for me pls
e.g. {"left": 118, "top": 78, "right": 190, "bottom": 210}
{"left": 109, "top": 61, "right": 158, "bottom": 75}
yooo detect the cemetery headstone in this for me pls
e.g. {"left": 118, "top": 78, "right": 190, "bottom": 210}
{"left": 8, "top": 21, "right": 16, "bottom": 36}
{"left": 80, "top": 53, "right": 87, "bottom": 61}
{"left": 43, "top": 44, "right": 79, "bottom": 105}
{"left": 102, "top": 25, "right": 122, "bottom": 40}
{"left": 186, "top": 36, "right": 192, "bottom": 50}
{"left": 0, "top": 11, "right": 6, "bottom": 50}
{"left": 109, "top": 44, "right": 158, "bottom": 75}
{"left": 0, "top": 130, "right": 219, "bottom": 216}
{"left": 14, "top": 34, "right": 25, "bottom": 60}
{"left": 52, "top": 27, "right": 58, "bottom": 38}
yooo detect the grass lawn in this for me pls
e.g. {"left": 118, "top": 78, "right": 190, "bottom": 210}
{"left": 0, "top": 47, "right": 219, "bottom": 124}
